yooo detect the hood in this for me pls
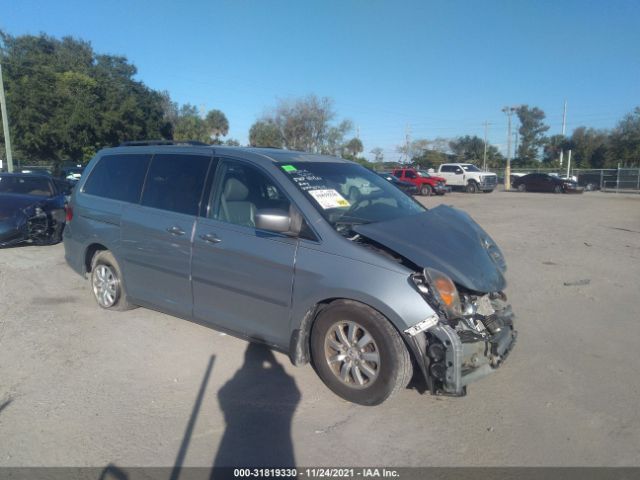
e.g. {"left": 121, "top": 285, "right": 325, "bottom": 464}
{"left": 429, "top": 176, "right": 446, "bottom": 183}
{"left": 353, "top": 205, "right": 507, "bottom": 293}
{"left": 0, "top": 193, "right": 43, "bottom": 219}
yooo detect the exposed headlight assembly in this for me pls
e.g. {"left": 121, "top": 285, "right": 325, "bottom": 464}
{"left": 412, "top": 268, "right": 462, "bottom": 319}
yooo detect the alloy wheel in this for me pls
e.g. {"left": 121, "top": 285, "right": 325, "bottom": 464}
{"left": 92, "top": 264, "right": 119, "bottom": 308}
{"left": 324, "top": 321, "right": 380, "bottom": 389}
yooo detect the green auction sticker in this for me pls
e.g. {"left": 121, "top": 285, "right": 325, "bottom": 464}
{"left": 281, "top": 165, "right": 297, "bottom": 172}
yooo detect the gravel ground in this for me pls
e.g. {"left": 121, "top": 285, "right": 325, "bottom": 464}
{"left": 0, "top": 190, "right": 639, "bottom": 469}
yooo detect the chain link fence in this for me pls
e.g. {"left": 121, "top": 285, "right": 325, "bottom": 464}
{"left": 510, "top": 167, "right": 640, "bottom": 193}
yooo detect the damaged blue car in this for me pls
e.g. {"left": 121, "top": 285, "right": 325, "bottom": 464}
{"left": 0, "top": 173, "right": 71, "bottom": 247}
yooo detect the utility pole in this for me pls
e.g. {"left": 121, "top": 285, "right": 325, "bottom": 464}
{"left": 559, "top": 100, "right": 567, "bottom": 167}
{"left": 403, "top": 124, "right": 411, "bottom": 164}
{"left": 0, "top": 63, "right": 14, "bottom": 173}
{"left": 502, "top": 106, "right": 518, "bottom": 191}
{"left": 482, "top": 121, "right": 489, "bottom": 171}
{"left": 566, "top": 149, "right": 572, "bottom": 179}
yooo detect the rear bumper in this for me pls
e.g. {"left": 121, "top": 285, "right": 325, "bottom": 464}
{"left": 406, "top": 303, "right": 517, "bottom": 396}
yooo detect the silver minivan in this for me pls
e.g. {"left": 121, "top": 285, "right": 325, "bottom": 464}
{"left": 64, "top": 143, "right": 516, "bottom": 405}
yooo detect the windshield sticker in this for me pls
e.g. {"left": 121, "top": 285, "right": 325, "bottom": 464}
{"left": 281, "top": 165, "right": 297, "bottom": 172}
{"left": 308, "top": 189, "right": 350, "bottom": 209}
{"left": 287, "top": 169, "right": 327, "bottom": 191}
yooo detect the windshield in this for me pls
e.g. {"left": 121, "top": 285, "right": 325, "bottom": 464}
{"left": 417, "top": 170, "right": 431, "bottom": 177}
{"left": 461, "top": 164, "right": 481, "bottom": 172}
{"left": 0, "top": 176, "right": 53, "bottom": 196}
{"left": 278, "top": 162, "right": 425, "bottom": 232}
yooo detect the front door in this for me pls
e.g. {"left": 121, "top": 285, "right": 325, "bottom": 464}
{"left": 191, "top": 159, "right": 297, "bottom": 346}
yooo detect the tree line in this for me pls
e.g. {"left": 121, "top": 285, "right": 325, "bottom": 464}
{"left": 1, "top": 32, "right": 638, "bottom": 171}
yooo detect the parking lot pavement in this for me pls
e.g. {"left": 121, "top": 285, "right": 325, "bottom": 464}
{"left": 1, "top": 190, "right": 639, "bottom": 468}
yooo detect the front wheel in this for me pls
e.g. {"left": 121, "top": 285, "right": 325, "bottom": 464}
{"left": 420, "top": 184, "right": 433, "bottom": 196}
{"left": 466, "top": 181, "right": 478, "bottom": 193}
{"left": 90, "top": 250, "right": 136, "bottom": 311}
{"left": 517, "top": 183, "right": 526, "bottom": 192}
{"left": 554, "top": 185, "right": 562, "bottom": 194}
{"left": 310, "top": 300, "right": 412, "bottom": 406}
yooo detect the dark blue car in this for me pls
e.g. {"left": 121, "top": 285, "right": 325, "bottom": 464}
{"left": 0, "top": 173, "right": 71, "bottom": 247}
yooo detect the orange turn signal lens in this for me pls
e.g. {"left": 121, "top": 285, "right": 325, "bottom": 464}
{"left": 433, "top": 276, "right": 457, "bottom": 307}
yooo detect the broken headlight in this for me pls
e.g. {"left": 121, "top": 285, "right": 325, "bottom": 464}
{"left": 412, "top": 268, "right": 462, "bottom": 319}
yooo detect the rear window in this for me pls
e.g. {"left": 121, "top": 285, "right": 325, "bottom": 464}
{"left": 83, "top": 154, "right": 151, "bottom": 203}
{"left": 0, "top": 176, "right": 53, "bottom": 196}
{"left": 141, "top": 154, "right": 211, "bottom": 215}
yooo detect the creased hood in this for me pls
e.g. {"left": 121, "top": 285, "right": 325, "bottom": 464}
{"left": 353, "top": 205, "right": 507, "bottom": 293}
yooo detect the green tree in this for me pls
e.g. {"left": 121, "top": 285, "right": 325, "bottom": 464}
{"left": 248, "top": 120, "right": 283, "bottom": 148}
{"left": 0, "top": 32, "right": 171, "bottom": 167}
{"left": 205, "top": 109, "right": 229, "bottom": 143}
{"left": 370, "top": 147, "right": 384, "bottom": 164}
{"left": 344, "top": 138, "right": 363, "bottom": 157}
{"left": 258, "top": 95, "right": 352, "bottom": 153}
{"left": 173, "top": 104, "right": 209, "bottom": 143}
{"left": 516, "top": 105, "right": 550, "bottom": 163}
{"left": 566, "top": 127, "right": 609, "bottom": 168}
{"left": 449, "top": 135, "right": 485, "bottom": 163}
{"left": 608, "top": 107, "right": 640, "bottom": 167}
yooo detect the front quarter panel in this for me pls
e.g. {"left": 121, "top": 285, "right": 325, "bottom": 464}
{"left": 291, "top": 242, "right": 437, "bottom": 337}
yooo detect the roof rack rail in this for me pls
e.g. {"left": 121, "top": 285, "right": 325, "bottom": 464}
{"left": 119, "top": 140, "right": 211, "bottom": 147}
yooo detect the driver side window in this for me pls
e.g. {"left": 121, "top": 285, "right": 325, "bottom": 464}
{"left": 210, "top": 161, "right": 290, "bottom": 228}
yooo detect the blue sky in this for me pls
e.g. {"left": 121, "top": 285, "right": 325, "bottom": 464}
{"left": 2, "top": 0, "right": 639, "bottom": 161}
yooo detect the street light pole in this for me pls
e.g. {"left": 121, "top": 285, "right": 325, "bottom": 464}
{"left": 482, "top": 121, "right": 489, "bottom": 171}
{"left": 502, "top": 106, "right": 517, "bottom": 191}
{"left": 0, "top": 62, "right": 14, "bottom": 173}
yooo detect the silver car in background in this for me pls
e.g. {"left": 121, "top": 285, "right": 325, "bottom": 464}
{"left": 64, "top": 143, "right": 516, "bottom": 405}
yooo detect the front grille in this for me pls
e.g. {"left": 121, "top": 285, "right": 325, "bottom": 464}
{"left": 482, "top": 175, "right": 497, "bottom": 186}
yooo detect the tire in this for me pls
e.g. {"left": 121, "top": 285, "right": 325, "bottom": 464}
{"left": 554, "top": 185, "right": 562, "bottom": 194}
{"left": 517, "top": 183, "right": 526, "bottom": 192}
{"left": 465, "top": 181, "right": 478, "bottom": 194}
{"left": 310, "top": 300, "right": 412, "bottom": 406}
{"left": 90, "top": 250, "right": 136, "bottom": 311}
{"left": 420, "top": 184, "right": 433, "bottom": 196}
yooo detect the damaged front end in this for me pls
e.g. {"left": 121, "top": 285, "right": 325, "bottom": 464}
{"left": 352, "top": 205, "right": 517, "bottom": 396}
{"left": 0, "top": 205, "right": 56, "bottom": 248}
{"left": 406, "top": 271, "right": 517, "bottom": 396}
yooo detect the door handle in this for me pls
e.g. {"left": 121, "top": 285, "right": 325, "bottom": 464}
{"left": 200, "top": 233, "right": 222, "bottom": 244}
{"left": 166, "top": 226, "right": 186, "bottom": 236}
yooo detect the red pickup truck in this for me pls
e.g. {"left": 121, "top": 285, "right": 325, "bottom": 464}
{"left": 392, "top": 168, "right": 448, "bottom": 196}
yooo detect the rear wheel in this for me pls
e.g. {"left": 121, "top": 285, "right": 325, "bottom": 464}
{"left": 90, "top": 250, "right": 136, "bottom": 311}
{"left": 310, "top": 300, "right": 412, "bottom": 406}
{"left": 466, "top": 181, "right": 478, "bottom": 194}
{"left": 517, "top": 183, "right": 526, "bottom": 192}
{"left": 420, "top": 184, "right": 433, "bottom": 196}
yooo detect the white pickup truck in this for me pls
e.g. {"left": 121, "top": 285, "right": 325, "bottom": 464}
{"left": 437, "top": 163, "right": 498, "bottom": 193}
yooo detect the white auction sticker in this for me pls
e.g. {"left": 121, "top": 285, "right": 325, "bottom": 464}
{"left": 308, "top": 189, "right": 350, "bottom": 209}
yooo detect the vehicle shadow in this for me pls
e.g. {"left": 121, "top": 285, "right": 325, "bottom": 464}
{"left": 211, "top": 343, "right": 301, "bottom": 472}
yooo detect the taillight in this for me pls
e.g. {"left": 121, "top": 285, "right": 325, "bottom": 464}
{"left": 65, "top": 205, "right": 73, "bottom": 222}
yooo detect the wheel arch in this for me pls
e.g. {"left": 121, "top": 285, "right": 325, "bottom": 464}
{"left": 84, "top": 242, "right": 110, "bottom": 273}
{"left": 288, "top": 297, "right": 414, "bottom": 368}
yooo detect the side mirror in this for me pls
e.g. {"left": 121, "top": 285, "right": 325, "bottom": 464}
{"left": 255, "top": 209, "right": 291, "bottom": 233}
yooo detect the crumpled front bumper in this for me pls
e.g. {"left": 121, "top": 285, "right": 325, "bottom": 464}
{"left": 405, "top": 302, "right": 517, "bottom": 396}
{"left": 0, "top": 217, "right": 28, "bottom": 248}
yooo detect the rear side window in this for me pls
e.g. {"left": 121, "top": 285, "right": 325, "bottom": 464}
{"left": 83, "top": 154, "right": 151, "bottom": 203}
{"left": 141, "top": 154, "right": 211, "bottom": 215}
